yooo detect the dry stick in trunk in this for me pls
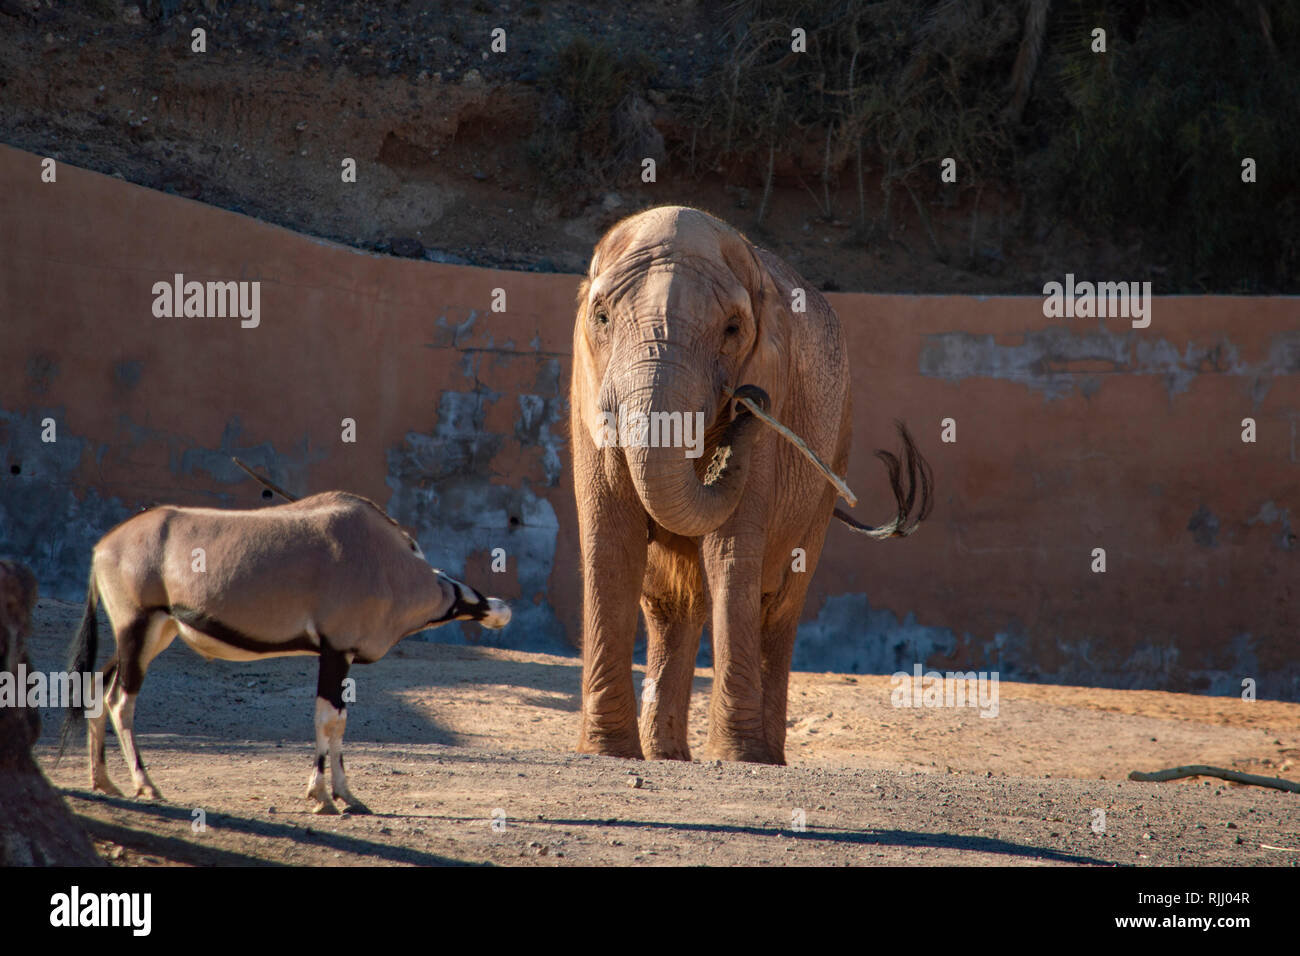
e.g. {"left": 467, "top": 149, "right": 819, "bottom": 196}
{"left": 726, "top": 389, "right": 858, "bottom": 507}
{"left": 1128, "top": 765, "right": 1300, "bottom": 793}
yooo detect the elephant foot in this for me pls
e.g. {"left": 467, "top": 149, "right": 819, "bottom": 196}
{"left": 577, "top": 730, "right": 644, "bottom": 760}
{"left": 642, "top": 739, "right": 692, "bottom": 761}
{"left": 704, "top": 736, "right": 783, "bottom": 765}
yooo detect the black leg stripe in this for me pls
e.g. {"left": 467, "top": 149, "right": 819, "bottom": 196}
{"left": 316, "top": 644, "right": 350, "bottom": 711}
{"left": 169, "top": 605, "right": 320, "bottom": 655}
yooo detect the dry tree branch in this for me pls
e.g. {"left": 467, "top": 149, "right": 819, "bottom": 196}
{"left": 757, "top": 141, "right": 776, "bottom": 224}
{"left": 1128, "top": 765, "right": 1300, "bottom": 793}
{"left": 1007, "top": 0, "right": 1052, "bottom": 121}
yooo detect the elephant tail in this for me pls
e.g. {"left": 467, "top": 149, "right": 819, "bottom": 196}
{"left": 833, "top": 421, "right": 933, "bottom": 539}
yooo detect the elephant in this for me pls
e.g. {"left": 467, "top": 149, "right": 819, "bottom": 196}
{"left": 569, "top": 205, "right": 931, "bottom": 765}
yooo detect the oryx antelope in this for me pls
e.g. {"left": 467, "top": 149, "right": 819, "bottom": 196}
{"left": 60, "top": 491, "right": 511, "bottom": 814}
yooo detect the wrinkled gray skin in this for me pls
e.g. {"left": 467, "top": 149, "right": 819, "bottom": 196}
{"left": 570, "top": 206, "right": 850, "bottom": 764}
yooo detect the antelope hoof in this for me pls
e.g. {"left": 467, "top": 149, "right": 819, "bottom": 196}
{"left": 135, "top": 784, "right": 163, "bottom": 801}
{"left": 92, "top": 777, "right": 125, "bottom": 798}
{"left": 310, "top": 798, "right": 340, "bottom": 815}
{"left": 339, "top": 798, "right": 372, "bottom": 815}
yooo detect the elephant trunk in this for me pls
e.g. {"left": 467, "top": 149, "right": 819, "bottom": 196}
{"left": 613, "top": 359, "right": 767, "bottom": 538}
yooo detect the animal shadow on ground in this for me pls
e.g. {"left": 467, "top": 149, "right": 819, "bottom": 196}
{"left": 29, "top": 633, "right": 599, "bottom": 749}
{"left": 543, "top": 817, "right": 1118, "bottom": 866}
{"left": 63, "top": 790, "right": 488, "bottom": 866}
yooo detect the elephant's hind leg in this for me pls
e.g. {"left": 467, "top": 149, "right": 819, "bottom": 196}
{"left": 759, "top": 504, "right": 833, "bottom": 765}
{"left": 758, "top": 610, "right": 800, "bottom": 767}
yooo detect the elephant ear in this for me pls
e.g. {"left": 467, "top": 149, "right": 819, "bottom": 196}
{"left": 729, "top": 242, "right": 791, "bottom": 419}
{"left": 572, "top": 276, "right": 607, "bottom": 449}
{"left": 573, "top": 220, "right": 639, "bottom": 448}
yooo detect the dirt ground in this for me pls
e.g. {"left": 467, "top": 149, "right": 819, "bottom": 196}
{"left": 26, "top": 597, "right": 1300, "bottom": 867}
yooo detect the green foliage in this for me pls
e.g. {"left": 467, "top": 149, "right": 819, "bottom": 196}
{"left": 78, "top": 0, "right": 121, "bottom": 19}
{"left": 684, "top": 1, "right": 1020, "bottom": 229}
{"left": 1041, "top": 1, "right": 1300, "bottom": 290}
{"left": 686, "top": 0, "right": 1299, "bottom": 290}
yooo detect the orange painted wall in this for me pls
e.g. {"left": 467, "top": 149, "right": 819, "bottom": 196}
{"left": 2, "top": 146, "right": 1296, "bottom": 696}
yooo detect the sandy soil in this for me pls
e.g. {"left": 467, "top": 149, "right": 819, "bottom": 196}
{"left": 25, "top": 598, "right": 1300, "bottom": 867}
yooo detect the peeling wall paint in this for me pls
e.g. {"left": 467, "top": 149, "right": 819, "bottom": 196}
{"left": 795, "top": 594, "right": 961, "bottom": 674}
{"left": 920, "top": 325, "right": 1300, "bottom": 400}
{"left": 385, "top": 386, "right": 566, "bottom": 652}
{"left": 0, "top": 407, "right": 331, "bottom": 599}
{"left": 0, "top": 407, "right": 126, "bottom": 599}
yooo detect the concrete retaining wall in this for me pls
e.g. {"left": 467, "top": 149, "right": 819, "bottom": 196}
{"left": 2, "top": 145, "right": 1296, "bottom": 697}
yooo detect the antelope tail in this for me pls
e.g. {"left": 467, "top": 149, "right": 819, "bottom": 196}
{"left": 833, "top": 421, "right": 933, "bottom": 539}
{"left": 56, "top": 567, "right": 99, "bottom": 764}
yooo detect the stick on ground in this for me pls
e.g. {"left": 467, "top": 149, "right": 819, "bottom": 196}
{"left": 1128, "top": 765, "right": 1300, "bottom": 793}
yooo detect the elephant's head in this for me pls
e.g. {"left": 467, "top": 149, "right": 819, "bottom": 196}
{"left": 573, "top": 206, "right": 790, "bottom": 537}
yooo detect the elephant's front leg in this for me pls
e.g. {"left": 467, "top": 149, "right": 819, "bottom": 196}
{"left": 577, "top": 490, "right": 649, "bottom": 759}
{"left": 701, "top": 528, "right": 772, "bottom": 763}
{"left": 640, "top": 597, "right": 705, "bottom": 760}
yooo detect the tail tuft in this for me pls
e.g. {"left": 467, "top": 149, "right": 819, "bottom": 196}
{"left": 56, "top": 567, "right": 99, "bottom": 765}
{"left": 834, "top": 421, "right": 933, "bottom": 539}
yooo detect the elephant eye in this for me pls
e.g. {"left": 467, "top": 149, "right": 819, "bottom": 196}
{"left": 725, "top": 316, "right": 741, "bottom": 335}
{"left": 594, "top": 307, "right": 610, "bottom": 326}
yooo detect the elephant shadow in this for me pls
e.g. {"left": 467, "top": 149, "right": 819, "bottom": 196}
{"left": 543, "top": 817, "right": 1117, "bottom": 866}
